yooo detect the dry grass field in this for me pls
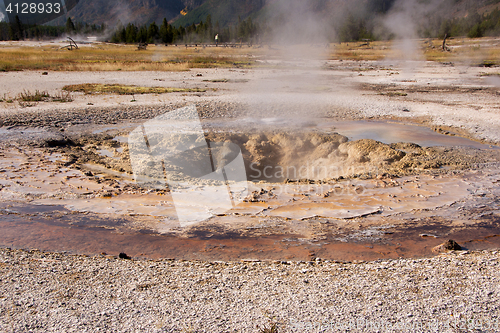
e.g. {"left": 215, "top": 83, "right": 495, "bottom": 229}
{"left": 1, "top": 37, "right": 498, "bottom": 72}
{"left": 331, "top": 38, "right": 500, "bottom": 63}
{"left": 62, "top": 83, "right": 206, "bottom": 94}
{"left": 0, "top": 43, "right": 260, "bottom": 72}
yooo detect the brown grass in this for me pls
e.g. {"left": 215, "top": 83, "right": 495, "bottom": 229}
{"left": 259, "top": 323, "right": 279, "bottom": 333}
{"left": 62, "top": 83, "right": 206, "bottom": 95}
{"left": 17, "top": 89, "right": 73, "bottom": 102}
{"left": 0, "top": 38, "right": 498, "bottom": 72}
{"left": 328, "top": 38, "right": 500, "bottom": 64}
{"left": 0, "top": 43, "right": 260, "bottom": 72}
{"left": 330, "top": 42, "right": 389, "bottom": 61}
{"left": 423, "top": 37, "right": 499, "bottom": 64}
{"left": 12, "top": 89, "right": 73, "bottom": 107}
{"left": 18, "top": 90, "right": 50, "bottom": 102}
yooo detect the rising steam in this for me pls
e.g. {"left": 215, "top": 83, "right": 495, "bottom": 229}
{"left": 0, "top": 6, "right": 5, "bottom": 22}
{"left": 267, "top": 0, "right": 329, "bottom": 45}
{"left": 241, "top": 0, "right": 334, "bottom": 122}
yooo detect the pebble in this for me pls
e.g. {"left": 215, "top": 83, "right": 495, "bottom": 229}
{"left": 0, "top": 101, "right": 242, "bottom": 129}
{"left": 0, "top": 247, "right": 499, "bottom": 332}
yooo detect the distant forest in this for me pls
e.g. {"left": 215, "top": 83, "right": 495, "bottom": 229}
{"left": 336, "top": 8, "right": 500, "bottom": 41}
{"left": 1, "top": 8, "right": 500, "bottom": 43}
{"left": 0, "top": 16, "right": 105, "bottom": 41}
{"left": 109, "top": 15, "right": 258, "bottom": 44}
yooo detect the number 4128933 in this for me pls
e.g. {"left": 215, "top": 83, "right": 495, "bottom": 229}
{"left": 5, "top": 2, "right": 61, "bottom": 15}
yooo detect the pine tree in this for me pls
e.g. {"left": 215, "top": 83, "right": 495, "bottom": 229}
{"left": 147, "top": 22, "right": 159, "bottom": 43}
{"left": 206, "top": 14, "right": 213, "bottom": 41}
{"left": 66, "top": 17, "right": 76, "bottom": 34}
{"left": 159, "top": 18, "right": 173, "bottom": 44}
{"left": 125, "top": 23, "right": 137, "bottom": 43}
{"left": 11, "top": 15, "right": 24, "bottom": 40}
{"left": 138, "top": 26, "right": 148, "bottom": 43}
{"left": 166, "top": 24, "right": 174, "bottom": 43}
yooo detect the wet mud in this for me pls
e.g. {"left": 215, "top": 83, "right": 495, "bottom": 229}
{"left": 1, "top": 114, "right": 499, "bottom": 261}
{"left": 1, "top": 202, "right": 500, "bottom": 261}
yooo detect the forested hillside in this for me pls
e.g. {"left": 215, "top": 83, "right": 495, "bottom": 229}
{"left": 1, "top": 0, "right": 500, "bottom": 42}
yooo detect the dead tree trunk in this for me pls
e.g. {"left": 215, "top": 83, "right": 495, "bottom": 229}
{"left": 59, "top": 37, "right": 79, "bottom": 50}
{"left": 442, "top": 34, "right": 450, "bottom": 52}
{"left": 68, "top": 37, "right": 78, "bottom": 49}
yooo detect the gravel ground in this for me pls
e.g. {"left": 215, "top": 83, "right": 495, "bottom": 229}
{"left": 1, "top": 56, "right": 500, "bottom": 333}
{"left": 0, "top": 101, "right": 243, "bottom": 129}
{"left": 2, "top": 62, "right": 500, "bottom": 144}
{"left": 1, "top": 247, "right": 499, "bottom": 332}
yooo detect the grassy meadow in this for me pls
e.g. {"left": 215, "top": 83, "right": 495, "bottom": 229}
{"left": 0, "top": 43, "right": 259, "bottom": 71}
{"left": 330, "top": 38, "right": 500, "bottom": 64}
{"left": 0, "top": 38, "right": 498, "bottom": 72}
